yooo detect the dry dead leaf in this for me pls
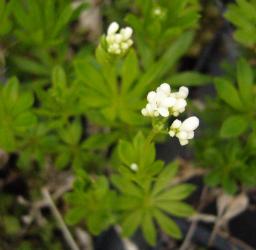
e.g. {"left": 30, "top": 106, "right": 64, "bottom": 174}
{"left": 217, "top": 193, "right": 248, "bottom": 224}
{"left": 217, "top": 193, "right": 233, "bottom": 216}
{"left": 223, "top": 194, "right": 249, "bottom": 221}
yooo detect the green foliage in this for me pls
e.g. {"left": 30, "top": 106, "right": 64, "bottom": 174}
{"left": 0, "top": 77, "right": 36, "bottom": 151}
{"left": 11, "top": 0, "right": 76, "bottom": 47}
{"left": 1, "top": 0, "right": 86, "bottom": 84}
{"left": 113, "top": 132, "right": 195, "bottom": 245}
{"left": 126, "top": 0, "right": 200, "bottom": 69}
{"left": 65, "top": 132, "right": 195, "bottom": 245}
{"left": 65, "top": 175, "right": 117, "bottom": 235}
{"left": 0, "top": 0, "right": 12, "bottom": 36}
{"left": 220, "top": 115, "right": 248, "bottom": 138}
{"left": 225, "top": 0, "right": 256, "bottom": 47}
{"left": 215, "top": 59, "right": 254, "bottom": 138}
{"left": 74, "top": 31, "right": 194, "bottom": 129}
{"left": 4, "top": 0, "right": 256, "bottom": 247}
{"left": 195, "top": 58, "right": 256, "bottom": 193}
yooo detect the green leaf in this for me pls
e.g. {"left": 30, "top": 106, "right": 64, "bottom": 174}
{"left": 14, "top": 112, "right": 37, "bottom": 129}
{"left": 3, "top": 77, "right": 19, "bottom": 105}
{"left": 157, "top": 201, "right": 195, "bottom": 217}
{"left": 11, "top": 56, "right": 49, "bottom": 76}
{"left": 236, "top": 0, "right": 256, "bottom": 22}
{"left": 74, "top": 60, "right": 109, "bottom": 96}
{"left": 215, "top": 78, "right": 243, "bottom": 111}
{"left": 132, "top": 32, "right": 194, "bottom": 96}
{"left": 220, "top": 115, "right": 248, "bottom": 138}
{"left": 111, "top": 176, "right": 143, "bottom": 197}
{"left": 169, "top": 71, "right": 212, "bottom": 86}
{"left": 121, "top": 49, "right": 139, "bottom": 94}
{"left": 153, "top": 209, "right": 181, "bottom": 239}
{"left": 52, "top": 65, "right": 67, "bottom": 90}
{"left": 0, "top": 127, "right": 15, "bottom": 151}
{"left": 82, "top": 133, "right": 118, "bottom": 150}
{"left": 205, "top": 170, "right": 221, "bottom": 187}
{"left": 14, "top": 92, "right": 34, "bottom": 115}
{"left": 60, "top": 120, "right": 82, "bottom": 145}
{"left": 53, "top": 5, "right": 73, "bottom": 36}
{"left": 65, "top": 207, "right": 86, "bottom": 225}
{"left": 121, "top": 209, "right": 143, "bottom": 236}
{"left": 55, "top": 150, "right": 71, "bottom": 169}
{"left": 222, "top": 176, "right": 237, "bottom": 194}
{"left": 142, "top": 212, "right": 156, "bottom": 246}
{"left": 237, "top": 58, "right": 254, "bottom": 105}
{"left": 118, "top": 140, "right": 135, "bottom": 166}
{"left": 156, "top": 184, "right": 195, "bottom": 201}
{"left": 95, "top": 44, "right": 117, "bottom": 94}
{"left": 153, "top": 162, "right": 179, "bottom": 195}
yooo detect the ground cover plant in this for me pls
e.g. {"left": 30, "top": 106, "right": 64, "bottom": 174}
{"left": 1, "top": 0, "right": 256, "bottom": 250}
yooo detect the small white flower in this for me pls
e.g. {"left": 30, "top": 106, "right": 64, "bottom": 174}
{"left": 169, "top": 116, "right": 199, "bottom": 145}
{"left": 106, "top": 22, "right": 133, "bottom": 55}
{"left": 130, "top": 163, "right": 138, "bottom": 172}
{"left": 141, "top": 83, "right": 189, "bottom": 118}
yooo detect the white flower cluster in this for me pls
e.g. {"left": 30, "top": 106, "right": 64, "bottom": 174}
{"left": 169, "top": 116, "right": 199, "bottom": 145}
{"left": 106, "top": 22, "right": 133, "bottom": 55}
{"left": 141, "top": 83, "right": 189, "bottom": 118}
{"left": 141, "top": 83, "right": 199, "bottom": 146}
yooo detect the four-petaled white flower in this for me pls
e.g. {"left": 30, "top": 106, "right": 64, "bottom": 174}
{"left": 169, "top": 116, "right": 199, "bottom": 146}
{"left": 141, "top": 83, "right": 189, "bottom": 118}
{"left": 106, "top": 22, "right": 133, "bottom": 55}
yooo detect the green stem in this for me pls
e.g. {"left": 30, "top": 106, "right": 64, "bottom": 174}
{"left": 144, "top": 129, "right": 157, "bottom": 150}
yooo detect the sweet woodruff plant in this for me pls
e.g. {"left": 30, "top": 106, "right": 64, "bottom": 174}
{"left": 65, "top": 22, "right": 200, "bottom": 246}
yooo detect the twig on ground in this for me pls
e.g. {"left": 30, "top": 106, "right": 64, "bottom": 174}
{"left": 41, "top": 187, "right": 80, "bottom": 250}
{"left": 179, "top": 187, "right": 208, "bottom": 250}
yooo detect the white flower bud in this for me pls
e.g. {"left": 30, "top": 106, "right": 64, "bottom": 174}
{"left": 147, "top": 91, "right": 156, "bottom": 103}
{"left": 153, "top": 7, "right": 162, "bottom": 16}
{"left": 106, "top": 35, "right": 115, "bottom": 43}
{"left": 158, "top": 83, "right": 171, "bottom": 94}
{"left": 114, "top": 34, "right": 122, "bottom": 43}
{"left": 126, "top": 39, "right": 133, "bottom": 46}
{"left": 121, "top": 27, "right": 133, "bottom": 40}
{"left": 179, "top": 139, "right": 189, "bottom": 146}
{"left": 169, "top": 131, "right": 175, "bottom": 137}
{"left": 187, "top": 131, "right": 194, "bottom": 139}
{"left": 130, "top": 163, "right": 138, "bottom": 171}
{"left": 177, "top": 131, "right": 188, "bottom": 140}
{"left": 180, "top": 116, "right": 199, "bottom": 131}
{"left": 107, "top": 22, "right": 119, "bottom": 35}
{"left": 158, "top": 107, "right": 169, "bottom": 117}
{"left": 178, "top": 86, "right": 189, "bottom": 99}
{"left": 174, "top": 99, "right": 187, "bottom": 110}
{"left": 171, "top": 119, "right": 182, "bottom": 129}
{"left": 141, "top": 108, "right": 147, "bottom": 116}
{"left": 168, "top": 116, "right": 199, "bottom": 146}
{"left": 121, "top": 42, "right": 129, "bottom": 50}
{"left": 162, "top": 97, "right": 176, "bottom": 107}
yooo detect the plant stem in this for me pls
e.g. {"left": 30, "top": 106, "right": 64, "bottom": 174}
{"left": 144, "top": 129, "right": 157, "bottom": 149}
{"left": 41, "top": 188, "right": 80, "bottom": 250}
